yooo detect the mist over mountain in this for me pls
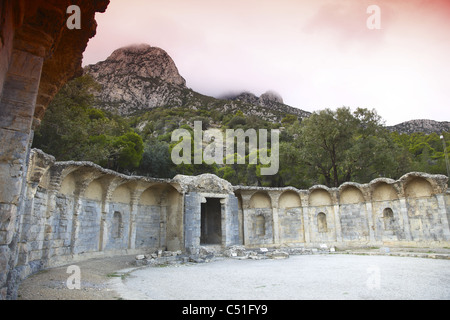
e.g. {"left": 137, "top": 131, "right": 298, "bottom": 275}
{"left": 83, "top": 44, "right": 311, "bottom": 121}
{"left": 84, "top": 44, "right": 447, "bottom": 133}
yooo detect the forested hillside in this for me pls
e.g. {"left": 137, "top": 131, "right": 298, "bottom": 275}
{"left": 32, "top": 75, "right": 450, "bottom": 189}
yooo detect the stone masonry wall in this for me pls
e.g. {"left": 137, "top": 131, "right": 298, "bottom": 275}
{"left": 2, "top": 148, "right": 450, "bottom": 300}
{"left": 235, "top": 175, "right": 450, "bottom": 248}
{"left": 0, "top": 0, "right": 109, "bottom": 300}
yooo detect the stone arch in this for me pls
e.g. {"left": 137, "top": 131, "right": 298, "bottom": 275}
{"left": 111, "top": 184, "right": 131, "bottom": 204}
{"left": 60, "top": 172, "right": 77, "bottom": 196}
{"left": 279, "top": 190, "right": 301, "bottom": 209}
{"left": 404, "top": 177, "right": 433, "bottom": 198}
{"left": 249, "top": 192, "right": 272, "bottom": 209}
{"left": 84, "top": 179, "right": 103, "bottom": 201}
{"left": 372, "top": 182, "right": 398, "bottom": 201}
{"left": 383, "top": 207, "right": 394, "bottom": 218}
{"left": 317, "top": 212, "right": 328, "bottom": 233}
{"left": 139, "top": 184, "right": 164, "bottom": 206}
{"left": 308, "top": 189, "right": 332, "bottom": 206}
{"left": 37, "top": 169, "right": 51, "bottom": 190}
{"left": 340, "top": 186, "right": 365, "bottom": 204}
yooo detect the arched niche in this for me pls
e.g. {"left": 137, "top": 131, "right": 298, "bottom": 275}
{"left": 255, "top": 215, "right": 266, "bottom": 236}
{"left": 249, "top": 192, "right": 272, "bottom": 209}
{"left": 372, "top": 182, "right": 398, "bottom": 201}
{"left": 85, "top": 179, "right": 103, "bottom": 202}
{"left": 308, "top": 189, "right": 332, "bottom": 206}
{"left": 139, "top": 185, "right": 164, "bottom": 206}
{"left": 279, "top": 191, "right": 301, "bottom": 209}
{"left": 60, "top": 172, "right": 76, "bottom": 196}
{"left": 340, "top": 186, "right": 365, "bottom": 204}
{"left": 317, "top": 212, "right": 328, "bottom": 233}
{"left": 404, "top": 177, "right": 433, "bottom": 198}
{"left": 111, "top": 184, "right": 131, "bottom": 204}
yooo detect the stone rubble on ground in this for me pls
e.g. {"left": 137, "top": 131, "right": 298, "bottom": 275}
{"left": 134, "top": 245, "right": 337, "bottom": 266}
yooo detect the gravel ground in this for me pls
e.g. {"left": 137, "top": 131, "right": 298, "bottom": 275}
{"left": 17, "top": 250, "right": 450, "bottom": 300}
{"left": 17, "top": 255, "right": 138, "bottom": 300}
{"left": 117, "top": 254, "right": 450, "bottom": 300}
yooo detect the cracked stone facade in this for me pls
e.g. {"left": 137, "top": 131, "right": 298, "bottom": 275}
{"left": 4, "top": 149, "right": 448, "bottom": 299}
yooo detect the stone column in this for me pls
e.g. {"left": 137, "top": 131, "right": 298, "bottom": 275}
{"left": 269, "top": 192, "right": 281, "bottom": 246}
{"left": 239, "top": 193, "right": 253, "bottom": 246}
{"left": 0, "top": 49, "right": 44, "bottom": 245}
{"left": 159, "top": 192, "right": 168, "bottom": 250}
{"left": 398, "top": 198, "right": 412, "bottom": 241}
{"left": 0, "top": 47, "right": 44, "bottom": 299}
{"left": 41, "top": 179, "right": 61, "bottom": 263}
{"left": 301, "top": 204, "right": 311, "bottom": 245}
{"left": 435, "top": 194, "right": 450, "bottom": 241}
{"left": 70, "top": 180, "right": 90, "bottom": 254}
{"left": 184, "top": 193, "right": 201, "bottom": 251}
{"left": 128, "top": 195, "right": 140, "bottom": 250}
{"left": 332, "top": 204, "right": 343, "bottom": 243}
{"left": 365, "top": 202, "right": 376, "bottom": 244}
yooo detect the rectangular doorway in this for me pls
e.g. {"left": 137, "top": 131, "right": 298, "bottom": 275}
{"left": 200, "top": 198, "right": 222, "bottom": 245}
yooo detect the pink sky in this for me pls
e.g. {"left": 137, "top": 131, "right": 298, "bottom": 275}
{"left": 82, "top": 0, "right": 450, "bottom": 125}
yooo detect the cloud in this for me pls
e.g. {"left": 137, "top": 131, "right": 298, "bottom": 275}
{"left": 302, "top": 0, "right": 389, "bottom": 50}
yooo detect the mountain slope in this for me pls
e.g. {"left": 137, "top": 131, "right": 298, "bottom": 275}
{"left": 83, "top": 44, "right": 311, "bottom": 122}
{"left": 84, "top": 44, "right": 448, "bottom": 133}
{"left": 387, "top": 119, "right": 450, "bottom": 134}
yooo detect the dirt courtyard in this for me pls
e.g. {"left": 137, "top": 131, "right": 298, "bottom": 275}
{"left": 17, "top": 248, "right": 450, "bottom": 300}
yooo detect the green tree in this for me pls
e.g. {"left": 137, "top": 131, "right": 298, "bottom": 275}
{"left": 109, "top": 132, "right": 144, "bottom": 173}
{"left": 32, "top": 75, "right": 138, "bottom": 173}
{"left": 139, "top": 139, "right": 176, "bottom": 178}
{"left": 295, "top": 107, "right": 400, "bottom": 187}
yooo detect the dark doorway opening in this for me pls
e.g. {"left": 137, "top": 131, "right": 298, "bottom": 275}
{"left": 201, "top": 198, "right": 222, "bottom": 245}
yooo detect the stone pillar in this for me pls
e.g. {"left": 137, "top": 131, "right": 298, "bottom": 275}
{"left": 0, "top": 49, "right": 44, "bottom": 244}
{"left": 159, "top": 192, "right": 168, "bottom": 250}
{"left": 99, "top": 178, "right": 118, "bottom": 252}
{"left": 332, "top": 204, "right": 343, "bottom": 243}
{"left": 184, "top": 193, "right": 201, "bottom": 251}
{"left": 365, "top": 202, "right": 376, "bottom": 244}
{"left": 239, "top": 193, "right": 253, "bottom": 246}
{"left": 0, "top": 47, "right": 44, "bottom": 299}
{"left": 398, "top": 198, "right": 412, "bottom": 241}
{"left": 128, "top": 195, "right": 139, "bottom": 250}
{"left": 269, "top": 192, "right": 281, "bottom": 246}
{"left": 435, "top": 194, "right": 450, "bottom": 241}
{"left": 223, "top": 195, "right": 240, "bottom": 247}
{"left": 41, "top": 185, "right": 59, "bottom": 263}
{"left": 70, "top": 180, "right": 90, "bottom": 254}
{"left": 302, "top": 200, "right": 312, "bottom": 245}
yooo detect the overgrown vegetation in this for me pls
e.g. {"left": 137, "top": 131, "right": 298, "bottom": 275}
{"left": 33, "top": 75, "right": 450, "bottom": 188}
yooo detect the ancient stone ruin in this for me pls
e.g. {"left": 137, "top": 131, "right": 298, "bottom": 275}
{"left": 10, "top": 149, "right": 450, "bottom": 286}
{"left": 1, "top": 0, "right": 449, "bottom": 301}
{"left": 0, "top": 0, "right": 110, "bottom": 299}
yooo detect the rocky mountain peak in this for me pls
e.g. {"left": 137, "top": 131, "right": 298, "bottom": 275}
{"left": 260, "top": 91, "right": 284, "bottom": 104}
{"left": 85, "top": 44, "right": 186, "bottom": 86}
{"left": 82, "top": 44, "right": 310, "bottom": 120}
{"left": 387, "top": 119, "right": 450, "bottom": 134}
{"left": 233, "top": 90, "right": 283, "bottom": 105}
